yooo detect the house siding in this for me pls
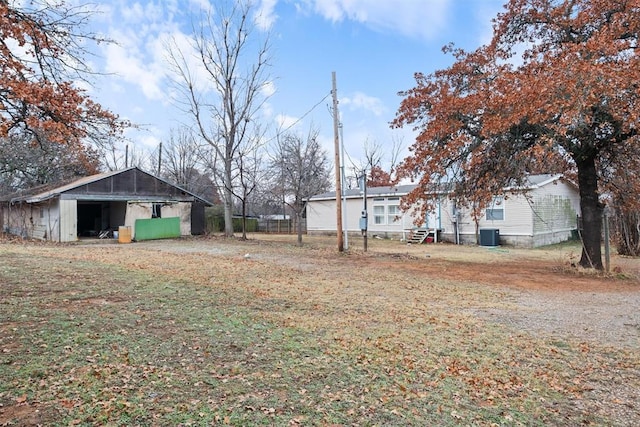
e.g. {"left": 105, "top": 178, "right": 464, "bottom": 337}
{"left": 2, "top": 202, "right": 35, "bottom": 238}
{"left": 162, "top": 202, "right": 192, "bottom": 236}
{"left": 123, "top": 201, "right": 194, "bottom": 239}
{"left": 307, "top": 176, "right": 581, "bottom": 248}
{"left": 306, "top": 199, "right": 341, "bottom": 233}
{"left": 125, "top": 202, "right": 151, "bottom": 239}
{"left": 306, "top": 196, "right": 434, "bottom": 240}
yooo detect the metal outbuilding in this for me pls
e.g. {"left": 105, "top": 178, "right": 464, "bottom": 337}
{"left": 0, "top": 167, "right": 213, "bottom": 242}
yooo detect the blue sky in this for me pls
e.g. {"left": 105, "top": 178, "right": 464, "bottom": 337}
{"left": 86, "top": 0, "right": 505, "bottom": 172}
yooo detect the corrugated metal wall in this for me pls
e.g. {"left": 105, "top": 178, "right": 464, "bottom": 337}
{"left": 59, "top": 199, "right": 77, "bottom": 242}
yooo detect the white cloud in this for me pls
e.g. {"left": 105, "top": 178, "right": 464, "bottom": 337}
{"left": 137, "top": 133, "right": 162, "bottom": 149}
{"left": 120, "top": 2, "right": 145, "bottom": 22}
{"left": 97, "top": 1, "right": 213, "bottom": 105}
{"left": 255, "top": 0, "right": 279, "bottom": 30}
{"left": 102, "top": 31, "right": 167, "bottom": 101}
{"left": 340, "top": 92, "right": 386, "bottom": 116}
{"left": 189, "top": 0, "right": 213, "bottom": 12}
{"left": 261, "top": 102, "right": 274, "bottom": 119}
{"left": 275, "top": 113, "right": 300, "bottom": 130}
{"left": 304, "top": 0, "right": 452, "bottom": 40}
{"left": 262, "top": 80, "right": 277, "bottom": 98}
{"left": 162, "top": 30, "right": 219, "bottom": 96}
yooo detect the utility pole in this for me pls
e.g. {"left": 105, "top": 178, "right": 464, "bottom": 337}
{"left": 157, "top": 142, "right": 162, "bottom": 176}
{"left": 360, "top": 170, "right": 368, "bottom": 252}
{"left": 332, "top": 72, "right": 344, "bottom": 252}
{"left": 340, "top": 122, "right": 348, "bottom": 250}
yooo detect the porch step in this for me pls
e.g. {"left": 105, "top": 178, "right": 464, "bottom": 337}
{"left": 408, "top": 228, "right": 439, "bottom": 244}
{"left": 408, "top": 229, "right": 429, "bottom": 244}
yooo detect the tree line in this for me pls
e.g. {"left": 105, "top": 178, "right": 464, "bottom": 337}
{"left": 0, "top": 0, "right": 336, "bottom": 246}
{"left": 3, "top": 0, "right": 638, "bottom": 265}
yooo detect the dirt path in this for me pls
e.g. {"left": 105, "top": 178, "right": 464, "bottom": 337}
{"left": 143, "top": 235, "right": 640, "bottom": 349}
{"left": 10, "top": 235, "right": 640, "bottom": 350}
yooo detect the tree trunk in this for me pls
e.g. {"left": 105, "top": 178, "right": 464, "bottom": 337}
{"left": 576, "top": 155, "right": 603, "bottom": 269}
{"left": 613, "top": 207, "right": 640, "bottom": 256}
{"left": 223, "top": 158, "right": 234, "bottom": 237}
{"left": 241, "top": 198, "right": 247, "bottom": 240}
{"left": 296, "top": 210, "right": 303, "bottom": 246}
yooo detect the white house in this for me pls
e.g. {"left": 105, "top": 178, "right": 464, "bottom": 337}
{"left": 306, "top": 174, "right": 581, "bottom": 248}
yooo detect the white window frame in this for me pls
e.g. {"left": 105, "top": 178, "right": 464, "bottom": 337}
{"left": 485, "top": 196, "right": 505, "bottom": 221}
{"left": 387, "top": 204, "right": 400, "bottom": 224}
{"left": 373, "top": 205, "right": 385, "bottom": 225}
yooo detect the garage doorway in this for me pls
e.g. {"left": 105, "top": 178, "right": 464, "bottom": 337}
{"left": 77, "top": 201, "right": 127, "bottom": 237}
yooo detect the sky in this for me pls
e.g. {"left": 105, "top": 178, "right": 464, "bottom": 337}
{"left": 84, "top": 0, "right": 507, "bottom": 175}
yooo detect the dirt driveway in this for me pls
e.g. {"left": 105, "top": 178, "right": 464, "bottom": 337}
{"left": 84, "top": 234, "right": 640, "bottom": 350}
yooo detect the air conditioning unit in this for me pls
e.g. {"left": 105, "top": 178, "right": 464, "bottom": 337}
{"left": 479, "top": 229, "right": 500, "bottom": 246}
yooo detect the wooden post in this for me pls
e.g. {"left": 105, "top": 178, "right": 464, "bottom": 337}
{"left": 604, "top": 209, "right": 610, "bottom": 273}
{"left": 332, "top": 72, "right": 343, "bottom": 252}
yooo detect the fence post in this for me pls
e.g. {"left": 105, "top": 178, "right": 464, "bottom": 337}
{"left": 604, "top": 210, "right": 610, "bottom": 273}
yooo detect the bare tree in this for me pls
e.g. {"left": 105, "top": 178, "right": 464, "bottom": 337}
{"left": 158, "top": 127, "right": 200, "bottom": 184}
{"left": 0, "top": 132, "right": 100, "bottom": 192}
{"left": 101, "top": 143, "right": 151, "bottom": 172}
{"left": 388, "top": 135, "right": 405, "bottom": 174}
{"left": 154, "top": 127, "right": 218, "bottom": 203}
{"left": 271, "top": 127, "right": 332, "bottom": 246}
{"left": 362, "top": 139, "right": 384, "bottom": 173}
{"left": 234, "top": 141, "right": 264, "bottom": 239}
{"left": 167, "top": 0, "right": 272, "bottom": 237}
{"left": 347, "top": 136, "right": 404, "bottom": 187}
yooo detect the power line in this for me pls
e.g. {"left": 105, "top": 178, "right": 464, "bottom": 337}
{"left": 263, "top": 91, "right": 332, "bottom": 144}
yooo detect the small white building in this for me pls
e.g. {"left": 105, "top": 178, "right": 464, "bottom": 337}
{"left": 306, "top": 174, "right": 581, "bottom": 248}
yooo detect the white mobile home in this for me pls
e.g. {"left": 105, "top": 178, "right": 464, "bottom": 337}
{"left": 306, "top": 174, "right": 581, "bottom": 248}
{"left": 306, "top": 184, "right": 439, "bottom": 241}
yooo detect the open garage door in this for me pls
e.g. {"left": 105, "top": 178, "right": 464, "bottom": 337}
{"left": 77, "top": 201, "right": 127, "bottom": 238}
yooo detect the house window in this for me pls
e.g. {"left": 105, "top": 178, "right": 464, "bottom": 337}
{"left": 373, "top": 205, "right": 385, "bottom": 225}
{"left": 485, "top": 197, "right": 504, "bottom": 221}
{"left": 152, "top": 203, "right": 162, "bottom": 218}
{"left": 387, "top": 204, "right": 400, "bottom": 224}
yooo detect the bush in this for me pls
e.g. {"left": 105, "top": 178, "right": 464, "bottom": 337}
{"left": 204, "top": 208, "right": 258, "bottom": 233}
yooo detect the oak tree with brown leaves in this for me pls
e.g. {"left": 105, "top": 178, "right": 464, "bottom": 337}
{"left": 0, "top": 0, "right": 125, "bottom": 183}
{"left": 367, "top": 165, "right": 393, "bottom": 188}
{"left": 394, "top": 0, "right": 640, "bottom": 270}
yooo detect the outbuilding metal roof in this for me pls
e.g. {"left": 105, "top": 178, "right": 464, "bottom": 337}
{"left": 3, "top": 167, "right": 213, "bottom": 205}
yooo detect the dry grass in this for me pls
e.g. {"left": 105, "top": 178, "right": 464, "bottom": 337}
{"left": 1, "top": 234, "right": 639, "bottom": 426}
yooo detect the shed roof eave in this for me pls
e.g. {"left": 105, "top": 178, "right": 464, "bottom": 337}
{"left": 20, "top": 193, "right": 59, "bottom": 204}
{"left": 15, "top": 194, "right": 203, "bottom": 203}
{"left": 3, "top": 167, "right": 215, "bottom": 207}
{"left": 61, "top": 194, "right": 201, "bottom": 202}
